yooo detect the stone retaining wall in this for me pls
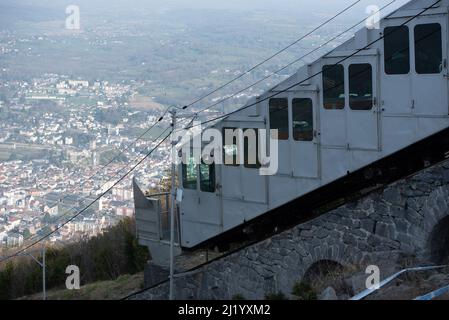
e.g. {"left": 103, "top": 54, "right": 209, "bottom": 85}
{"left": 132, "top": 160, "right": 449, "bottom": 299}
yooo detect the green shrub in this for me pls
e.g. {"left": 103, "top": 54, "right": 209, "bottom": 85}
{"left": 292, "top": 281, "right": 317, "bottom": 300}
{"left": 265, "top": 291, "right": 288, "bottom": 300}
{"left": 0, "top": 218, "right": 149, "bottom": 300}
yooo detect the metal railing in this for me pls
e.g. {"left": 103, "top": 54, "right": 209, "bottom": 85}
{"left": 145, "top": 192, "right": 180, "bottom": 244}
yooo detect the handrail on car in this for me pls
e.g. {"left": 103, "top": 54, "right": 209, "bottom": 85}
{"left": 143, "top": 191, "right": 180, "bottom": 244}
{"left": 145, "top": 192, "right": 170, "bottom": 198}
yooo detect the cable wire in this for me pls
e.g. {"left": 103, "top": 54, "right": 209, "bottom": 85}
{"left": 183, "top": 0, "right": 363, "bottom": 109}
{"left": 32, "top": 105, "right": 170, "bottom": 229}
{"left": 1, "top": 0, "right": 439, "bottom": 270}
{"left": 195, "top": 0, "right": 397, "bottom": 115}
{"left": 180, "top": 0, "right": 441, "bottom": 133}
{"left": 17, "top": 110, "right": 171, "bottom": 247}
{"left": 0, "top": 127, "right": 172, "bottom": 263}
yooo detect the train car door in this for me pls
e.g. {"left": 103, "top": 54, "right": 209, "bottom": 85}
{"left": 267, "top": 96, "right": 291, "bottom": 176}
{"left": 179, "top": 142, "right": 221, "bottom": 248}
{"left": 291, "top": 91, "right": 320, "bottom": 178}
{"left": 346, "top": 54, "right": 380, "bottom": 151}
{"left": 197, "top": 139, "right": 223, "bottom": 239}
{"left": 179, "top": 145, "right": 200, "bottom": 247}
{"left": 220, "top": 122, "right": 268, "bottom": 230}
{"left": 409, "top": 14, "right": 448, "bottom": 116}
{"left": 239, "top": 123, "right": 268, "bottom": 207}
{"left": 320, "top": 57, "right": 347, "bottom": 149}
{"left": 381, "top": 20, "right": 413, "bottom": 115}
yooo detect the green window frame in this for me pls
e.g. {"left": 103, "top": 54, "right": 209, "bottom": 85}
{"left": 243, "top": 128, "right": 261, "bottom": 168}
{"left": 223, "top": 127, "right": 241, "bottom": 166}
{"left": 349, "top": 64, "right": 373, "bottom": 110}
{"left": 182, "top": 154, "right": 197, "bottom": 190}
{"left": 200, "top": 161, "right": 215, "bottom": 192}
{"left": 323, "top": 64, "right": 345, "bottom": 109}
{"left": 384, "top": 26, "right": 410, "bottom": 75}
{"left": 414, "top": 23, "right": 442, "bottom": 74}
{"left": 269, "top": 98, "right": 289, "bottom": 140}
{"left": 292, "top": 98, "right": 314, "bottom": 141}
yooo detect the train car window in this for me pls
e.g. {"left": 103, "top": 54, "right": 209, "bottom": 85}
{"left": 269, "top": 98, "right": 289, "bottom": 140}
{"left": 243, "top": 128, "right": 261, "bottom": 168}
{"left": 182, "top": 155, "right": 197, "bottom": 190}
{"left": 200, "top": 161, "right": 215, "bottom": 192}
{"left": 415, "top": 23, "right": 442, "bottom": 74}
{"left": 349, "top": 64, "right": 373, "bottom": 110}
{"left": 384, "top": 26, "right": 410, "bottom": 74}
{"left": 323, "top": 64, "right": 345, "bottom": 109}
{"left": 223, "top": 127, "right": 240, "bottom": 166}
{"left": 292, "top": 98, "right": 313, "bottom": 141}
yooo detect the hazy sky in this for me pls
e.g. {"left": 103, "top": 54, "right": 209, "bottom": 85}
{"left": 0, "top": 0, "right": 413, "bottom": 87}
{"left": 1, "top": 0, "right": 411, "bottom": 18}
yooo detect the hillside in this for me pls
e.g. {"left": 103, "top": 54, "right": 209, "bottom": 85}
{"left": 20, "top": 273, "right": 143, "bottom": 300}
{"left": 0, "top": 218, "right": 149, "bottom": 300}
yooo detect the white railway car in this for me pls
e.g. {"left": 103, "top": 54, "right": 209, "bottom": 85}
{"left": 134, "top": 0, "right": 449, "bottom": 265}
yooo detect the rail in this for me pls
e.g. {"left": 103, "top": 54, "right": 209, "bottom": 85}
{"left": 351, "top": 264, "right": 449, "bottom": 300}
{"left": 145, "top": 192, "right": 180, "bottom": 244}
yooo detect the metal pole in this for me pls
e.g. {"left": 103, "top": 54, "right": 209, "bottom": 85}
{"left": 169, "top": 109, "right": 177, "bottom": 300}
{"left": 42, "top": 244, "right": 46, "bottom": 300}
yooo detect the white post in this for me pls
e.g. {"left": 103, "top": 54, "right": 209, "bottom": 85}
{"left": 42, "top": 244, "right": 46, "bottom": 300}
{"left": 169, "top": 109, "right": 177, "bottom": 300}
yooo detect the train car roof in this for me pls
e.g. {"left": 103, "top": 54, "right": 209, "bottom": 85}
{"left": 180, "top": 0, "right": 448, "bottom": 143}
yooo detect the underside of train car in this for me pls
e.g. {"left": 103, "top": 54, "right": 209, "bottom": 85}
{"left": 134, "top": 0, "right": 449, "bottom": 266}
